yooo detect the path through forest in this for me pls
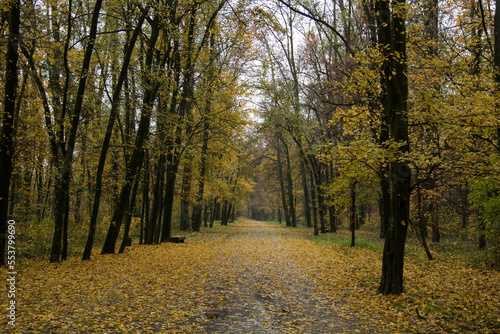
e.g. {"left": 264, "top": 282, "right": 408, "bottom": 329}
{"left": 3, "top": 218, "right": 500, "bottom": 333}
{"left": 2, "top": 218, "right": 373, "bottom": 333}
{"left": 181, "top": 218, "right": 365, "bottom": 333}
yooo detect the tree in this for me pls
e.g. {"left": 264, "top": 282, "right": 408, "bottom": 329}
{"left": 82, "top": 5, "right": 147, "bottom": 260}
{"left": 0, "top": 0, "right": 20, "bottom": 267}
{"left": 49, "top": 0, "right": 104, "bottom": 263}
{"left": 101, "top": 8, "right": 162, "bottom": 255}
{"left": 376, "top": 0, "right": 411, "bottom": 295}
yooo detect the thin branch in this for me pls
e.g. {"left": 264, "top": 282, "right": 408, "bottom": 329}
{"left": 478, "top": 0, "right": 494, "bottom": 55}
{"left": 276, "top": 0, "right": 355, "bottom": 57}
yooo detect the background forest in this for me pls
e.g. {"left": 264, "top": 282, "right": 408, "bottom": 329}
{"left": 1, "top": 0, "right": 499, "bottom": 286}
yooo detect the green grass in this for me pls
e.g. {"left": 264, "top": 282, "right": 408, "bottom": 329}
{"left": 307, "top": 233, "right": 385, "bottom": 251}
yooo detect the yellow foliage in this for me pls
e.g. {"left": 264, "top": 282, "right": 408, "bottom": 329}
{"left": 2, "top": 219, "right": 498, "bottom": 333}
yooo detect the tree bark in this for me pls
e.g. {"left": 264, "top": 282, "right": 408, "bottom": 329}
{"left": 350, "top": 181, "right": 357, "bottom": 247}
{"left": 180, "top": 164, "right": 192, "bottom": 231}
{"left": 316, "top": 163, "right": 327, "bottom": 234}
{"left": 309, "top": 163, "right": 319, "bottom": 236}
{"left": 139, "top": 153, "right": 150, "bottom": 245}
{"left": 101, "top": 13, "right": 161, "bottom": 255}
{"left": 192, "top": 122, "right": 209, "bottom": 232}
{"left": 51, "top": 0, "right": 103, "bottom": 263}
{"left": 378, "top": 0, "right": 411, "bottom": 295}
{"left": 283, "top": 139, "right": 297, "bottom": 227}
{"left": 276, "top": 138, "right": 290, "bottom": 226}
{"left": 417, "top": 184, "right": 433, "bottom": 260}
{"left": 0, "top": 0, "right": 20, "bottom": 266}
{"left": 119, "top": 171, "right": 141, "bottom": 253}
{"left": 147, "top": 155, "right": 166, "bottom": 244}
{"left": 82, "top": 9, "right": 146, "bottom": 259}
{"left": 161, "top": 160, "right": 179, "bottom": 242}
{"left": 300, "top": 159, "right": 312, "bottom": 228}
{"left": 328, "top": 163, "right": 337, "bottom": 233}
{"left": 495, "top": 0, "right": 500, "bottom": 147}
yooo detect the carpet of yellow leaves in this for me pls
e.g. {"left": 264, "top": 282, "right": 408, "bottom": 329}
{"left": 1, "top": 218, "right": 499, "bottom": 333}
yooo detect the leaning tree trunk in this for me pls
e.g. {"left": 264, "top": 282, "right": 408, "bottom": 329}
{"left": 50, "top": 0, "right": 103, "bottom": 263}
{"left": 101, "top": 14, "right": 161, "bottom": 255}
{"left": 82, "top": 10, "right": 146, "bottom": 260}
{"left": 0, "top": 0, "right": 20, "bottom": 267}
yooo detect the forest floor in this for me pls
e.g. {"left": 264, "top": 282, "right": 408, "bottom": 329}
{"left": 1, "top": 218, "right": 499, "bottom": 333}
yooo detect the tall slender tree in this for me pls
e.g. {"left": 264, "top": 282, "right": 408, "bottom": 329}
{"left": 101, "top": 11, "right": 162, "bottom": 255}
{"left": 377, "top": 0, "right": 411, "bottom": 295}
{"left": 82, "top": 7, "right": 147, "bottom": 260}
{"left": 50, "top": 0, "right": 104, "bottom": 263}
{"left": 0, "top": 0, "right": 20, "bottom": 267}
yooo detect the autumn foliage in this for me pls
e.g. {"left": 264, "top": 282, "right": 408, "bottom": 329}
{"left": 1, "top": 219, "right": 499, "bottom": 333}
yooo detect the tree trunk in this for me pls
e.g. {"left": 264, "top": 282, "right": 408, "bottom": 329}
{"left": 61, "top": 193, "right": 69, "bottom": 260}
{"left": 153, "top": 174, "right": 165, "bottom": 245}
{"left": 376, "top": 0, "right": 391, "bottom": 240}
{"left": 159, "top": 38, "right": 182, "bottom": 243}
{"left": 0, "top": 0, "right": 19, "bottom": 267}
{"left": 300, "top": 159, "right": 312, "bottom": 228}
{"left": 139, "top": 154, "right": 149, "bottom": 245}
{"left": 431, "top": 199, "right": 440, "bottom": 243}
{"left": 147, "top": 156, "right": 166, "bottom": 244}
{"left": 101, "top": 14, "right": 161, "bottom": 255}
{"left": 203, "top": 202, "right": 209, "bottom": 227}
{"left": 460, "top": 184, "right": 469, "bottom": 235}
{"left": 316, "top": 164, "right": 327, "bottom": 234}
{"left": 417, "top": 185, "right": 433, "bottom": 260}
{"left": 51, "top": 0, "right": 103, "bottom": 263}
{"left": 119, "top": 172, "right": 141, "bottom": 253}
{"left": 210, "top": 198, "right": 218, "bottom": 227}
{"left": 276, "top": 138, "right": 290, "bottom": 226}
{"left": 496, "top": 0, "right": 500, "bottom": 149}
{"left": 180, "top": 164, "right": 192, "bottom": 231}
{"left": 283, "top": 139, "right": 297, "bottom": 227}
{"left": 309, "top": 166, "right": 319, "bottom": 236}
{"left": 160, "top": 161, "right": 179, "bottom": 243}
{"left": 478, "top": 217, "right": 487, "bottom": 249}
{"left": 192, "top": 123, "right": 209, "bottom": 232}
{"left": 328, "top": 163, "right": 337, "bottom": 233}
{"left": 329, "top": 205, "right": 337, "bottom": 233}
{"left": 377, "top": 0, "right": 411, "bottom": 295}
{"left": 160, "top": 111, "right": 183, "bottom": 243}
{"left": 350, "top": 181, "right": 357, "bottom": 247}
{"left": 221, "top": 200, "right": 228, "bottom": 226}
{"left": 82, "top": 11, "right": 145, "bottom": 259}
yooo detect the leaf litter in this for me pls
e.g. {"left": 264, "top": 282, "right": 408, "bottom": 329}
{"left": 1, "top": 218, "right": 499, "bottom": 333}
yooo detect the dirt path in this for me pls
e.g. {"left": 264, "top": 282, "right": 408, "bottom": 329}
{"left": 180, "top": 218, "right": 365, "bottom": 333}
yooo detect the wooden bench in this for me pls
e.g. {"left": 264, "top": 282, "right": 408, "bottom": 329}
{"left": 169, "top": 236, "right": 186, "bottom": 243}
